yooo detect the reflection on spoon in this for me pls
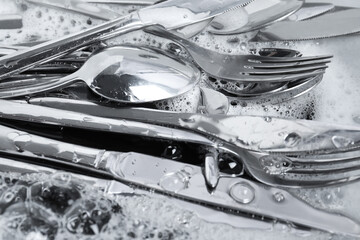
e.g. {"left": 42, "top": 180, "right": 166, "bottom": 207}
{"left": 0, "top": 45, "right": 201, "bottom": 103}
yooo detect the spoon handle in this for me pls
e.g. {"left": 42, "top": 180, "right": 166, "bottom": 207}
{"left": 0, "top": 13, "right": 144, "bottom": 81}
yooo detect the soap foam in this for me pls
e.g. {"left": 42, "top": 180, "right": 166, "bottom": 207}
{"left": 0, "top": 1, "right": 359, "bottom": 239}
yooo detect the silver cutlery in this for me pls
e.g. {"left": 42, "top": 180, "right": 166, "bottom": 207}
{"left": 146, "top": 27, "right": 332, "bottom": 83}
{"left": 0, "top": 45, "right": 201, "bottom": 103}
{"left": 208, "top": 0, "right": 303, "bottom": 35}
{"left": 208, "top": 72, "right": 323, "bottom": 100}
{"left": 0, "top": 14, "right": 23, "bottom": 29}
{"left": 0, "top": 123, "right": 359, "bottom": 236}
{"left": 0, "top": 43, "right": 327, "bottom": 100}
{"left": 1, "top": 99, "right": 360, "bottom": 188}
{"left": 287, "top": 2, "right": 335, "bottom": 21}
{"left": 0, "top": 156, "right": 278, "bottom": 232}
{"left": 25, "top": 0, "right": 125, "bottom": 20}
{"left": 198, "top": 87, "right": 229, "bottom": 115}
{"left": 84, "top": 0, "right": 159, "bottom": 4}
{"left": 257, "top": 9, "right": 360, "bottom": 41}
{"left": 307, "top": 0, "right": 360, "bottom": 9}
{"left": 0, "top": 0, "right": 252, "bottom": 80}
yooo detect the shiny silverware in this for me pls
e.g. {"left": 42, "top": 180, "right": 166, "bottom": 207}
{"left": 84, "top": 0, "right": 159, "bottom": 4}
{"left": 1, "top": 99, "right": 360, "bottom": 188}
{"left": 0, "top": 0, "right": 252, "bottom": 80}
{"left": 287, "top": 2, "right": 335, "bottom": 21}
{"left": 0, "top": 45, "right": 201, "bottom": 103}
{"left": 0, "top": 156, "right": 278, "bottom": 232}
{"left": 0, "top": 123, "right": 359, "bottom": 236}
{"left": 26, "top": 0, "right": 126, "bottom": 20}
{"left": 208, "top": 0, "right": 303, "bottom": 35}
{"left": 146, "top": 27, "right": 332, "bottom": 83}
{"left": 257, "top": 9, "right": 360, "bottom": 41}
{"left": 0, "top": 14, "right": 23, "bottom": 29}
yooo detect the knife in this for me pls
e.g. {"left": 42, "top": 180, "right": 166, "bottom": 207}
{"left": 287, "top": 2, "right": 335, "bottom": 21}
{"left": 256, "top": 9, "right": 360, "bottom": 41}
{"left": 84, "top": 0, "right": 159, "bottom": 4}
{"left": 4, "top": 98, "right": 360, "bottom": 155}
{"left": 307, "top": 0, "right": 360, "bottom": 8}
{"left": 0, "top": 123, "right": 359, "bottom": 236}
{"left": 0, "top": 14, "right": 23, "bottom": 29}
{"left": 26, "top": 0, "right": 122, "bottom": 20}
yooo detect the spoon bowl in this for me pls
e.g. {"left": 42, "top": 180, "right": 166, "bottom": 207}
{"left": 0, "top": 45, "right": 201, "bottom": 103}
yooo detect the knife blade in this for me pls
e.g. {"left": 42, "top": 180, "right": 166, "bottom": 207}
{"left": 0, "top": 14, "right": 23, "bottom": 29}
{"left": 0, "top": 123, "right": 359, "bottom": 236}
{"left": 306, "top": 0, "right": 360, "bottom": 8}
{"left": 84, "top": 0, "right": 158, "bottom": 4}
{"left": 256, "top": 9, "right": 360, "bottom": 41}
{"left": 287, "top": 2, "right": 335, "bottom": 21}
{"left": 26, "top": 0, "right": 122, "bottom": 20}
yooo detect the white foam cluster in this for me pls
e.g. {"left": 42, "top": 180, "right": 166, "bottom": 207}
{"left": 0, "top": 171, "right": 332, "bottom": 240}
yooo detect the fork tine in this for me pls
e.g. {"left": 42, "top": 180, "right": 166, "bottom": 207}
{"left": 245, "top": 64, "right": 329, "bottom": 75}
{"left": 211, "top": 69, "right": 326, "bottom": 83}
{"left": 249, "top": 59, "right": 331, "bottom": 69}
{"left": 266, "top": 153, "right": 360, "bottom": 186}
{"left": 253, "top": 54, "right": 333, "bottom": 63}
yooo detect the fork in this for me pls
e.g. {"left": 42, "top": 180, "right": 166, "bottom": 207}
{"left": 0, "top": 123, "right": 359, "bottom": 236}
{"left": 1, "top": 99, "right": 360, "bottom": 189}
{"left": 145, "top": 26, "right": 332, "bottom": 83}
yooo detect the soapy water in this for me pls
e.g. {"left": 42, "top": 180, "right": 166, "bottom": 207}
{"left": 0, "top": 171, "right": 333, "bottom": 240}
{"left": 0, "top": 0, "right": 360, "bottom": 239}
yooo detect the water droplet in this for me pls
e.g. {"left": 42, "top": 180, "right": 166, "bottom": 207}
{"left": 331, "top": 136, "right": 354, "bottom": 148}
{"left": 162, "top": 145, "right": 182, "bottom": 160}
{"left": 260, "top": 155, "right": 293, "bottom": 175}
{"left": 273, "top": 192, "right": 285, "bottom": 203}
{"left": 66, "top": 216, "right": 80, "bottom": 233}
{"left": 83, "top": 117, "right": 93, "bottom": 122}
{"left": 240, "top": 42, "right": 247, "bottom": 50}
{"left": 211, "top": 21, "right": 224, "bottom": 30}
{"left": 3, "top": 191, "right": 15, "bottom": 203}
{"left": 51, "top": 172, "right": 72, "bottom": 187}
{"left": 159, "top": 170, "right": 190, "bottom": 193}
{"left": 7, "top": 132, "right": 20, "bottom": 140}
{"left": 284, "top": 132, "right": 301, "bottom": 147}
{"left": 321, "top": 192, "right": 333, "bottom": 204}
{"left": 229, "top": 182, "right": 255, "bottom": 204}
{"left": 353, "top": 115, "right": 360, "bottom": 124}
{"left": 264, "top": 116, "right": 272, "bottom": 122}
{"left": 166, "top": 42, "right": 182, "bottom": 55}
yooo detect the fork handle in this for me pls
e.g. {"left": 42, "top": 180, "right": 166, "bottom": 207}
{"left": 0, "top": 13, "right": 144, "bottom": 81}
{"left": 0, "top": 74, "right": 78, "bottom": 98}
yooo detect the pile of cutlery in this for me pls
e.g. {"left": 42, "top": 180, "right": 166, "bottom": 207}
{"left": 0, "top": 0, "right": 360, "bottom": 238}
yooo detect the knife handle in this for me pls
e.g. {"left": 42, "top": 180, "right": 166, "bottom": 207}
{"left": 0, "top": 13, "right": 144, "bottom": 81}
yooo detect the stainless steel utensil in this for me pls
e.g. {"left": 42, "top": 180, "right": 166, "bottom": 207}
{"left": 0, "top": 14, "right": 23, "bottom": 29}
{"left": 198, "top": 87, "right": 229, "bottom": 114}
{"left": 287, "top": 2, "right": 335, "bottom": 21}
{"left": 0, "top": 45, "right": 201, "bottom": 103}
{"left": 257, "top": 9, "right": 360, "bottom": 41}
{"left": 1, "top": 99, "right": 360, "bottom": 188}
{"left": 208, "top": 0, "right": 303, "bottom": 35}
{"left": 84, "top": 0, "right": 159, "bottom": 4}
{"left": 146, "top": 27, "right": 332, "bottom": 83}
{"left": 0, "top": 0, "right": 252, "bottom": 80}
{"left": 0, "top": 156, "right": 277, "bottom": 232}
{"left": 26, "top": 0, "right": 121, "bottom": 20}
{"left": 0, "top": 123, "right": 359, "bottom": 236}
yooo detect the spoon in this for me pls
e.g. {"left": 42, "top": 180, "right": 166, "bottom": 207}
{"left": 0, "top": 45, "right": 201, "bottom": 103}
